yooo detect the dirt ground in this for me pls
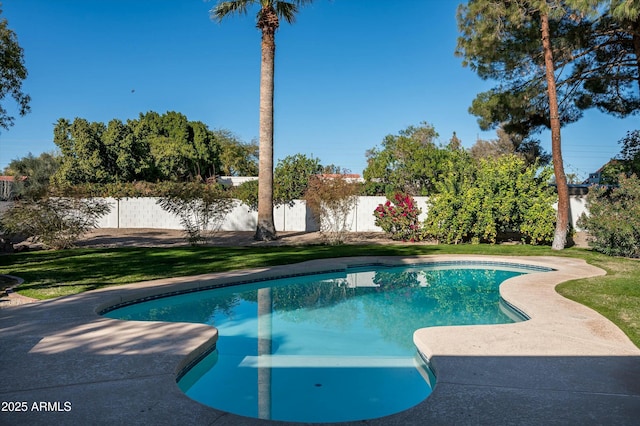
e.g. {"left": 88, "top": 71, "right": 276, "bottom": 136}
{"left": 75, "top": 228, "right": 590, "bottom": 249}
{"left": 8, "top": 227, "right": 591, "bottom": 250}
{"left": 75, "top": 228, "right": 403, "bottom": 248}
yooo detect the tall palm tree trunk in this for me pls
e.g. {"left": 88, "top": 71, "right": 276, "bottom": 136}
{"left": 541, "top": 12, "right": 569, "bottom": 250}
{"left": 255, "top": 13, "right": 278, "bottom": 241}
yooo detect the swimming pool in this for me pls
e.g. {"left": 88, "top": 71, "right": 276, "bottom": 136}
{"left": 103, "top": 261, "right": 550, "bottom": 423}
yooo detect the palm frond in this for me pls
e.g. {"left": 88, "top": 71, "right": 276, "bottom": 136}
{"left": 274, "top": 2, "right": 299, "bottom": 24}
{"left": 290, "top": 0, "right": 315, "bottom": 6}
{"left": 211, "top": 0, "right": 258, "bottom": 22}
{"left": 275, "top": 1, "right": 314, "bottom": 24}
{"left": 212, "top": 0, "right": 313, "bottom": 24}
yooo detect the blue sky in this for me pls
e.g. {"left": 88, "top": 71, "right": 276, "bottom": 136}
{"left": 1, "top": 0, "right": 636, "bottom": 180}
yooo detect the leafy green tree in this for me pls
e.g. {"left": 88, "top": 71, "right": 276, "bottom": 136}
{"left": 143, "top": 111, "right": 197, "bottom": 181}
{"left": 457, "top": 0, "right": 575, "bottom": 249}
{"left": 233, "top": 179, "right": 259, "bottom": 211}
{"left": 234, "top": 154, "right": 339, "bottom": 210}
{"left": 0, "top": 7, "right": 30, "bottom": 131}
{"left": 218, "top": 131, "right": 259, "bottom": 176}
{"left": 424, "top": 155, "right": 556, "bottom": 245}
{"left": 4, "top": 152, "right": 59, "bottom": 198}
{"left": 601, "top": 130, "right": 640, "bottom": 182}
{"left": 274, "top": 153, "right": 322, "bottom": 206}
{"left": 51, "top": 112, "right": 234, "bottom": 184}
{"left": 190, "top": 121, "right": 223, "bottom": 180}
{"left": 102, "top": 119, "right": 133, "bottom": 182}
{"left": 448, "top": 132, "right": 463, "bottom": 151}
{"left": 103, "top": 118, "right": 155, "bottom": 182}
{"left": 211, "top": 0, "right": 314, "bottom": 241}
{"left": 363, "top": 122, "right": 452, "bottom": 196}
{"left": 578, "top": 173, "right": 640, "bottom": 258}
{"left": 617, "top": 129, "right": 640, "bottom": 175}
{"left": 52, "top": 118, "right": 109, "bottom": 185}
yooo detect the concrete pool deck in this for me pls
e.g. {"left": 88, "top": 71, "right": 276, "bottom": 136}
{"left": 1, "top": 255, "right": 639, "bottom": 425}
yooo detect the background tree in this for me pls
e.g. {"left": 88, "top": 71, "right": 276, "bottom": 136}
{"left": 0, "top": 7, "right": 30, "bottom": 131}
{"left": 601, "top": 129, "right": 640, "bottom": 181}
{"left": 218, "top": 131, "right": 259, "bottom": 176}
{"left": 211, "top": 0, "right": 314, "bottom": 241}
{"left": 52, "top": 118, "right": 108, "bottom": 185}
{"left": 234, "top": 153, "right": 340, "bottom": 211}
{"left": 617, "top": 129, "right": 640, "bottom": 175}
{"left": 471, "top": 127, "right": 551, "bottom": 166}
{"left": 363, "top": 122, "right": 452, "bottom": 196}
{"left": 321, "top": 163, "right": 343, "bottom": 174}
{"left": 457, "top": 0, "right": 577, "bottom": 249}
{"left": 233, "top": 179, "right": 260, "bottom": 211}
{"left": 141, "top": 111, "right": 215, "bottom": 181}
{"left": 108, "top": 117, "right": 159, "bottom": 182}
{"left": 51, "top": 112, "right": 236, "bottom": 185}
{"left": 448, "top": 131, "right": 463, "bottom": 150}
{"left": 273, "top": 153, "right": 322, "bottom": 206}
{"left": 4, "top": 152, "right": 59, "bottom": 198}
{"left": 566, "top": 172, "right": 581, "bottom": 183}
{"left": 470, "top": 134, "right": 515, "bottom": 162}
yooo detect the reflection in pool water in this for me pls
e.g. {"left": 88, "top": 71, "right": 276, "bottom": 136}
{"left": 104, "top": 262, "right": 547, "bottom": 423}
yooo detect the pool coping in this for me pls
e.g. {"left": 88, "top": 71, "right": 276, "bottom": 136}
{"left": 1, "top": 255, "right": 639, "bottom": 425}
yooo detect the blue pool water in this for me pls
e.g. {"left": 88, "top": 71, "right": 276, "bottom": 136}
{"left": 104, "top": 262, "right": 548, "bottom": 423}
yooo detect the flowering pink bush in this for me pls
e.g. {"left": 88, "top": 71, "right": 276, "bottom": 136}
{"left": 374, "top": 193, "right": 423, "bottom": 241}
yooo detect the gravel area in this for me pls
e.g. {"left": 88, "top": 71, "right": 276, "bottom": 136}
{"left": 74, "top": 228, "right": 398, "bottom": 248}
{"left": 75, "top": 228, "right": 590, "bottom": 249}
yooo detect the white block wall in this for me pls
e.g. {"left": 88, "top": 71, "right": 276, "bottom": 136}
{"left": 569, "top": 195, "right": 588, "bottom": 230}
{"left": 220, "top": 202, "right": 256, "bottom": 231}
{"left": 86, "top": 196, "right": 591, "bottom": 232}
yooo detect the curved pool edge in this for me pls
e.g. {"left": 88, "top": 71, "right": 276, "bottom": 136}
{"left": 1, "top": 255, "right": 639, "bottom": 425}
{"left": 96, "top": 253, "right": 640, "bottom": 424}
{"left": 412, "top": 255, "right": 639, "bottom": 361}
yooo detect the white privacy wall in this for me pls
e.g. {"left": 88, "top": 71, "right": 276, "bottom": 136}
{"left": 93, "top": 195, "right": 586, "bottom": 232}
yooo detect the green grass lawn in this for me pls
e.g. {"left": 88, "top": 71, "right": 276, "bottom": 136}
{"left": 1, "top": 243, "right": 638, "bottom": 347}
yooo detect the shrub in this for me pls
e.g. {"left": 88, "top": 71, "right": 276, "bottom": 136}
{"left": 374, "top": 193, "right": 423, "bottom": 242}
{"left": 232, "top": 179, "right": 258, "bottom": 211}
{"left": 578, "top": 174, "right": 640, "bottom": 258}
{"left": 305, "top": 175, "right": 360, "bottom": 245}
{"left": 157, "top": 182, "right": 237, "bottom": 245}
{"left": 423, "top": 155, "right": 556, "bottom": 244}
{"left": 0, "top": 197, "right": 111, "bottom": 249}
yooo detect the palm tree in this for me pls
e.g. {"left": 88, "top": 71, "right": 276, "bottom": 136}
{"left": 212, "top": 0, "right": 313, "bottom": 241}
